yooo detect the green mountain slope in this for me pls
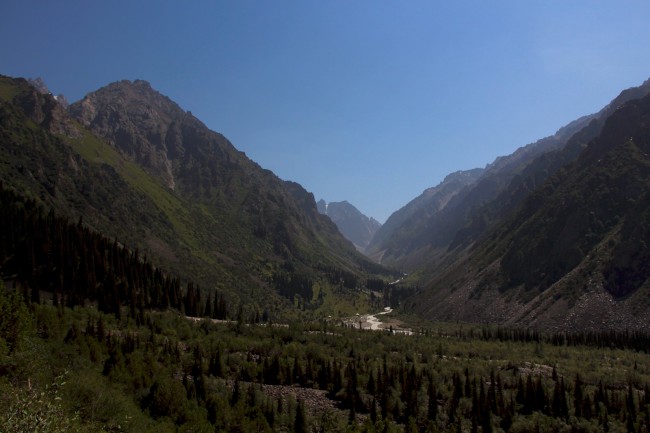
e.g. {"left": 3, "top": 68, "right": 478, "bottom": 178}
{"left": 0, "top": 75, "right": 393, "bottom": 317}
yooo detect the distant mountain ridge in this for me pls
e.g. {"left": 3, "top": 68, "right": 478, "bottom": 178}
{"left": 371, "top": 78, "right": 650, "bottom": 278}
{"left": 317, "top": 199, "right": 381, "bottom": 252}
{"left": 4, "top": 72, "right": 650, "bottom": 331}
{"left": 365, "top": 168, "right": 484, "bottom": 264}
{"left": 381, "top": 77, "right": 650, "bottom": 331}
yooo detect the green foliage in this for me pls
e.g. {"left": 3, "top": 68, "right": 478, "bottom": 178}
{"left": 0, "top": 374, "right": 83, "bottom": 433}
{"left": 4, "top": 282, "right": 650, "bottom": 432}
{"left": 0, "top": 282, "right": 32, "bottom": 355}
{"left": 4, "top": 72, "right": 650, "bottom": 432}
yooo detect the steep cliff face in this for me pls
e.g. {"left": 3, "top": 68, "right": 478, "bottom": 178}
{"left": 11, "top": 78, "right": 78, "bottom": 137}
{"left": 68, "top": 80, "right": 365, "bottom": 269}
{"left": 70, "top": 79, "right": 196, "bottom": 189}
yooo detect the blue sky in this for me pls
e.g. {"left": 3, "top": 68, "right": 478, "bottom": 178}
{"left": 2, "top": 1, "right": 650, "bottom": 223}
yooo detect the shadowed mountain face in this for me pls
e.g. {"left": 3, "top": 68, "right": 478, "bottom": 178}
{"left": 0, "top": 76, "right": 389, "bottom": 314}
{"left": 406, "top": 82, "right": 650, "bottom": 331}
{"left": 317, "top": 200, "right": 381, "bottom": 252}
{"left": 370, "top": 79, "right": 650, "bottom": 278}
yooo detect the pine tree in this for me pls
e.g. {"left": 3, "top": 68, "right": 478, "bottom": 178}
{"left": 292, "top": 357, "right": 303, "bottom": 386}
{"left": 427, "top": 378, "right": 438, "bottom": 421}
{"left": 370, "top": 398, "right": 378, "bottom": 424}
{"left": 552, "top": 377, "right": 569, "bottom": 419}
{"left": 295, "top": 399, "right": 307, "bottom": 433}
{"left": 204, "top": 292, "right": 213, "bottom": 318}
{"left": 574, "top": 374, "right": 584, "bottom": 418}
{"left": 627, "top": 383, "right": 637, "bottom": 421}
{"left": 192, "top": 345, "right": 206, "bottom": 402}
{"left": 482, "top": 410, "right": 493, "bottom": 433}
{"left": 368, "top": 370, "right": 377, "bottom": 397}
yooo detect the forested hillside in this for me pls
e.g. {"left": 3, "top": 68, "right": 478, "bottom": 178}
{"left": 0, "top": 75, "right": 395, "bottom": 320}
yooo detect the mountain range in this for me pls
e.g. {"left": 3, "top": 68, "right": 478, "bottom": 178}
{"left": 372, "top": 77, "right": 650, "bottom": 330}
{"left": 2, "top": 72, "right": 650, "bottom": 331}
{"left": 0, "top": 75, "right": 394, "bottom": 319}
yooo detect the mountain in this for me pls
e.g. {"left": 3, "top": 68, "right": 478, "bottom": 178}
{"left": 316, "top": 199, "right": 381, "bottom": 252}
{"left": 27, "top": 76, "right": 69, "bottom": 107}
{"left": 371, "top": 79, "right": 650, "bottom": 279}
{"left": 407, "top": 82, "right": 650, "bottom": 331}
{"left": 0, "top": 75, "right": 392, "bottom": 317}
{"left": 4, "top": 78, "right": 650, "bottom": 433}
{"left": 365, "top": 169, "right": 484, "bottom": 264}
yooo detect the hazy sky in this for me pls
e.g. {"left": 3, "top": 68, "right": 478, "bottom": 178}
{"left": 2, "top": 1, "right": 650, "bottom": 222}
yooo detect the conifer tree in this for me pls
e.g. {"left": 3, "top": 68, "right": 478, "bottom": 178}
{"left": 552, "top": 377, "right": 569, "bottom": 419}
{"left": 295, "top": 399, "right": 307, "bottom": 433}
{"left": 627, "top": 383, "right": 637, "bottom": 421}
{"left": 427, "top": 378, "right": 438, "bottom": 421}
{"left": 574, "top": 374, "right": 584, "bottom": 418}
{"left": 203, "top": 293, "right": 212, "bottom": 318}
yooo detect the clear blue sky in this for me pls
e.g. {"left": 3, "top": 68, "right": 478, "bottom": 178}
{"left": 2, "top": 1, "right": 650, "bottom": 223}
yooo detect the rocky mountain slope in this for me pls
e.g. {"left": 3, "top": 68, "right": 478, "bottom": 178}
{"left": 317, "top": 199, "right": 381, "bottom": 252}
{"left": 0, "top": 75, "right": 391, "bottom": 316}
{"left": 409, "top": 84, "right": 650, "bottom": 331}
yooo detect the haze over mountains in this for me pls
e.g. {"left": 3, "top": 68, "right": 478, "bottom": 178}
{"left": 1, "top": 72, "right": 650, "bottom": 331}
{"left": 317, "top": 199, "right": 381, "bottom": 252}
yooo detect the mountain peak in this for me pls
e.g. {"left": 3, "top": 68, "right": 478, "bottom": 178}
{"left": 133, "top": 78, "right": 153, "bottom": 87}
{"left": 69, "top": 79, "right": 212, "bottom": 189}
{"left": 27, "top": 77, "right": 50, "bottom": 94}
{"left": 27, "top": 76, "right": 69, "bottom": 108}
{"left": 318, "top": 200, "right": 381, "bottom": 252}
{"left": 83, "top": 79, "right": 178, "bottom": 112}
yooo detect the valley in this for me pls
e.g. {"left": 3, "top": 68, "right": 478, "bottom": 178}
{"left": 1, "top": 72, "right": 650, "bottom": 432}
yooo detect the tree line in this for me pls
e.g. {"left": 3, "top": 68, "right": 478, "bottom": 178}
{"left": 0, "top": 182, "right": 230, "bottom": 321}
